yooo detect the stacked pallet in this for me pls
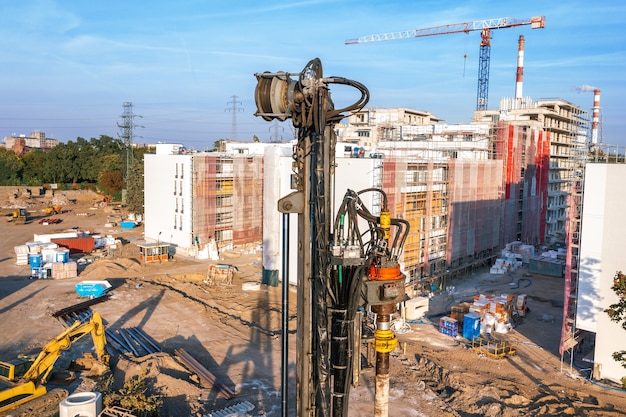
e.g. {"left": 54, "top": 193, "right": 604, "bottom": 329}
{"left": 51, "top": 261, "right": 78, "bottom": 279}
{"left": 441, "top": 294, "right": 527, "bottom": 339}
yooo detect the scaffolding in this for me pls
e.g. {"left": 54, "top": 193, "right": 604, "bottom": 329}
{"left": 559, "top": 109, "right": 590, "bottom": 369}
{"left": 379, "top": 142, "right": 503, "bottom": 290}
{"left": 447, "top": 159, "right": 503, "bottom": 270}
{"left": 232, "top": 156, "right": 263, "bottom": 245}
{"left": 494, "top": 122, "right": 550, "bottom": 245}
{"left": 382, "top": 157, "right": 449, "bottom": 285}
{"left": 192, "top": 154, "right": 263, "bottom": 252}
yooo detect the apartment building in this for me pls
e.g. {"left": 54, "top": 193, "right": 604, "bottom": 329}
{"left": 3, "top": 131, "right": 59, "bottom": 154}
{"left": 335, "top": 107, "right": 443, "bottom": 147}
{"left": 475, "top": 97, "right": 587, "bottom": 245}
{"left": 144, "top": 144, "right": 263, "bottom": 256}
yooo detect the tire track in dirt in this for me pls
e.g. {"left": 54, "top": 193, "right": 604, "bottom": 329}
{"left": 136, "top": 277, "right": 297, "bottom": 337}
{"left": 391, "top": 348, "right": 624, "bottom": 416}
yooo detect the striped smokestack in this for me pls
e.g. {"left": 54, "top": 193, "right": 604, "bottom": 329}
{"left": 592, "top": 88, "right": 600, "bottom": 144}
{"left": 515, "top": 35, "right": 524, "bottom": 101}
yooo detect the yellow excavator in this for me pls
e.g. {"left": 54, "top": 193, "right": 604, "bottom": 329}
{"left": 0, "top": 311, "right": 109, "bottom": 413}
{"left": 44, "top": 205, "right": 62, "bottom": 216}
{"left": 10, "top": 208, "right": 28, "bottom": 225}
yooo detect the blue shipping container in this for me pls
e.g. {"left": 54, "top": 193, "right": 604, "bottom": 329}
{"left": 463, "top": 312, "right": 481, "bottom": 340}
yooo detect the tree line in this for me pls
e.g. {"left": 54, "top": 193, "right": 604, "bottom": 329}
{"left": 0, "top": 135, "right": 149, "bottom": 213}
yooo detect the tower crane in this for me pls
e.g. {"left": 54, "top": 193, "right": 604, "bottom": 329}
{"left": 345, "top": 16, "right": 545, "bottom": 110}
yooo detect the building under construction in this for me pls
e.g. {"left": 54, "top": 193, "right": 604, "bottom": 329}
{"left": 259, "top": 122, "right": 507, "bottom": 292}
{"left": 366, "top": 124, "right": 503, "bottom": 287}
{"left": 144, "top": 97, "right": 587, "bottom": 289}
{"left": 144, "top": 144, "right": 263, "bottom": 256}
{"left": 476, "top": 97, "right": 588, "bottom": 246}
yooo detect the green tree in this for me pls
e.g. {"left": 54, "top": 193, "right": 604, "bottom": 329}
{"left": 21, "top": 150, "right": 48, "bottom": 185}
{"left": 125, "top": 161, "right": 144, "bottom": 215}
{"left": 91, "top": 135, "right": 123, "bottom": 155}
{"left": 0, "top": 148, "right": 22, "bottom": 185}
{"left": 98, "top": 171, "right": 124, "bottom": 196}
{"left": 212, "top": 139, "right": 226, "bottom": 152}
{"left": 605, "top": 271, "right": 626, "bottom": 375}
{"left": 47, "top": 142, "right": 77, "bottom": 183}
{"left": 75, "top": 137, "right": 99, "bottom": 182}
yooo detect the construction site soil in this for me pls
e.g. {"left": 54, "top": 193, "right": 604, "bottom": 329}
{"left": 1, "top": 189, "right": 625, "bottom": 416}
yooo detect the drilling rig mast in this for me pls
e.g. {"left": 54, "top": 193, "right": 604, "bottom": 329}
{"left": 254, "top": 58, "right": 409, "bottom": 417}
{"left": 346, "top": 16, "right": 545, "bottom": 110}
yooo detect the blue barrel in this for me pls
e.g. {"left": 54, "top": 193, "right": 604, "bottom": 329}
{"left": 55, "top": 249, "right": 69, "bottom": 263}
{"left": 29, "top": 254, "right": 42, "bottom": 267}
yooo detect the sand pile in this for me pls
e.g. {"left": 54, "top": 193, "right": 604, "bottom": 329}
{"left": 80, "top": 258, "right": 144, "bottom": 279}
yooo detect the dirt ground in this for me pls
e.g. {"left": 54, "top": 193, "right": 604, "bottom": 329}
{"left": 1, "top": 189, "right": 625, "bottom": 416}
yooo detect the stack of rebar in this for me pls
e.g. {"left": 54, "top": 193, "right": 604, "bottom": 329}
{"left": 105, "top": 327, "right": 162, "bottom": 357}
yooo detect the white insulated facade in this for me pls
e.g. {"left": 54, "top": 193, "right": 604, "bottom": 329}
{"left": 263, "top": 146, "right": 381, "bottom": 285}
{"left": 577, "top": 164, "right": 626, "bottom": 384}
{"left": 144, "top": 145, "right": 194, "bottom": 250}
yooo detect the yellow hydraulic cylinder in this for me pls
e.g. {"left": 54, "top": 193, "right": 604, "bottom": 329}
{"left": 379, "top": 209, "right": 391, "bottom": 240}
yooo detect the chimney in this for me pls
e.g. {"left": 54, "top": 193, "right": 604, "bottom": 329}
{"left": 591, "top": 88, "right": 601, "bottom": 144}
{"left": 515, "top": 35, "right": 525, "bottom": 101}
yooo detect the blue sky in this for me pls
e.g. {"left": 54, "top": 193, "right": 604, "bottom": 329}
{"left": 0, "top": 0, "right": 624, "bottom": 149}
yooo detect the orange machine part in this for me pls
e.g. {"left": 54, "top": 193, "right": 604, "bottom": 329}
{"left": 369, "top": 264, "right": 402, "bottom": 281}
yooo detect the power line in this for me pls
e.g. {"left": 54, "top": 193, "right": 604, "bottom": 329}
{"left": 117, "top": 101, "right": 144, "bottom": 184}
{"left": 225, "top": 95, "right": 243, "bottom": 140}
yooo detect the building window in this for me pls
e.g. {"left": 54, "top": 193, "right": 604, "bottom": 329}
{"left": 217, "top": 195, "right": 232, "bottom": 207}
{"left": 180, "top": 163, "right": 184, "bottom": 179}
{"left": 216, "top": 229, "right": 233, "bottom": 242}
{"left": 173, "top": 180, "right": 177, "bottom": 195}
{"left": 357, "top": 130, "right": 370, "bottom": 137}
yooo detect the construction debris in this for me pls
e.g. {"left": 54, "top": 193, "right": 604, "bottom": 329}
{"left": 38, "top": 218, "right": 62, "bottom": 225}
{"left": 204, "top": 400, "right": 254, "bottom": 417}
{"left": 174, "top": 348, "right": 234, "bottom": 399}
{"left": 205, "top": 264, "right": 237, "bottom": 286}
{"left": 99, "top": 406, "right": 137, "bottom": 417}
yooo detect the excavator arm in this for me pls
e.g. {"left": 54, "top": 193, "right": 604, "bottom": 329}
{"left": 0, "top": 311, "right": 109, "bottom": 413}
{"left": 22, "top": 311, "right": 109, "bottom": 383}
